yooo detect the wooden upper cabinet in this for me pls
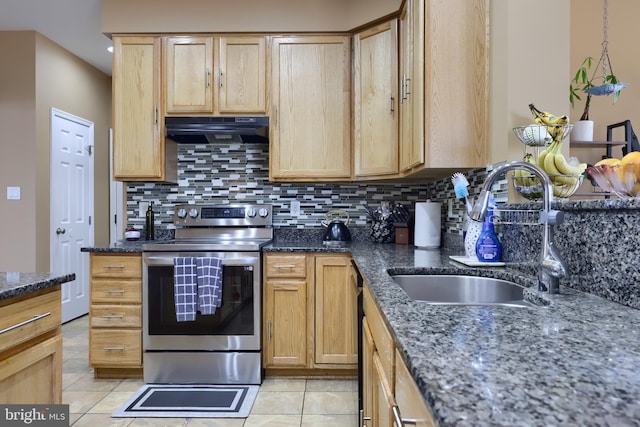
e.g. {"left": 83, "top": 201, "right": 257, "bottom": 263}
{"left": 353, "top": 20, "right": 399, "bottom": 179}
{"left": 113, "top": 36, "right": 175, "bottom": 181}
{"left": 270, "top": 35, "right": 352, "bottom": 182}
{"left": 164, "top": 36, "right": 214, "bottom": 114}
{"left": 399, "top": 0, "right": 425, "bottom": 172}
{"left": 218, "top": 36, "right": 267, "bottom": 114}
{"left": 164, "top": 35, "right": 267, "bottom": 115}
{"left": 421, "top": 0, "right": 488, "bottom": 170}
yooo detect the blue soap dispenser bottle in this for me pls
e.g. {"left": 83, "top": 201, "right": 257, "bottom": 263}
{"left": 475, "top": 200, "right": 502, "bottom": 262}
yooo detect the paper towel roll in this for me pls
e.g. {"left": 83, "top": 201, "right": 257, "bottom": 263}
{"left": 414, "top": 201, "right": 441, "bottom": 248}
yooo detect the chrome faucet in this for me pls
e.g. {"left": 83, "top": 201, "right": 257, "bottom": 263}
{"left": 470, "top": 161, "right": 568, "bottom": 293}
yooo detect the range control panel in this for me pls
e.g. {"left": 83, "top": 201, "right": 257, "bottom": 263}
{"left": 173, "top": 204, "right": 272, "bottom": 227}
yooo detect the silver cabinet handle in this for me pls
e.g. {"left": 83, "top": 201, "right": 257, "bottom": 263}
{"left": 103, "top": 289, "right": 125, "bottom": 294}
{"left": 390, "top": 95, "right": 395, "bottom": 113}
{"left": 274, "top": 264, "right": 296, "bottom": 269}
{"left": 205, "top": 67, "right": 210, "bottom": 88}
{"left": 0, "top": 312, "right": 51, "bottom": 335}
{"left": 103, "top": 346, "right": 125, "bottom": 351}
{"left": 219, "top": 68, "right": 223, "bottom": 88}
{"left": 56, "top": 228, "right": 66, "bottom": 235}
{"left": 101, "top": 314, "right": 125, "bottom": 319}
{"left": 405, "top": 77, "right": 411, "bottom": 97}
{"left": 268, "top": 320, "right": 272, "bottom": 341}
{"left": 392, "top": 406, "right": 418, "bottom": 426}
{"left": 103, "top": 265, "right": 125, "bottom": 269}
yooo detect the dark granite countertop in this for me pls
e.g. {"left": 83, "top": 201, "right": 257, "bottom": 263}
{"left": 0, "top": 272, "right": 76, "bottom": 301}
{"left": 83, "top": 238, "right": 640, "bottom": 425}
{"left": 81, "top": 240, "right": 146, "bottom": 253}
{"left": 266, "top": 240, "right": 640, "bottom": 426}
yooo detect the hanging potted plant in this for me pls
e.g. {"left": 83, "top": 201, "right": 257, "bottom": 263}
{"left": 569, "top": 1, "right": 627, "bottom": 142}
{"left": 569, "top": 56, "right": 625, "bottom": 142}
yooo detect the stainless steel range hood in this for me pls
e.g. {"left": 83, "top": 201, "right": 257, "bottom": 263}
{"left": 165, "top": 116, "right": 269, "bottom": 144}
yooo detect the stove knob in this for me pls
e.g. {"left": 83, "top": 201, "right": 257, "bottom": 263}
{"left": 189, "top": 208, "right": 199, "bottom": 218}
{"left": 258, "top": 208, "right": 269, "bottom": 218}
{"left": 177, "top": 208, "right": 187, "bottom": 219}
{"left": 246, "top": 208, "right": 257, "bottom": 218}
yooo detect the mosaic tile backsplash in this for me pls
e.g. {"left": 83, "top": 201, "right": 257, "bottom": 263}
{"left": 125, "top": 142, "right": 495, "bottom": 236}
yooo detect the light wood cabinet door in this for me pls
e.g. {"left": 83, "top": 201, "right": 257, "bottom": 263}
{"left": 270, "top": 35, "right": 352, "bottom": 181}
{"left": 362, "top": 318, "right": 376, "bottom": 427}
{"left": 374, "top": 351, "right": 395, "bottom": 427}
{"left": 218, "top": 36, "right": 267, "bottom": 114}
{"left": 422, "top": 0, "right": 488, "bottom": 169}
{"left": 112, "top": 36, "right": 167, "bottom": 181}
{"left": 264, "top": 279, "right": 308, "bottom": 368}
{"left": 399, "top": 0, "right": 425, "bottom": 172}
{"left": 314, "top": 255, "right": 357, "bottom": 365}
{"left": 354, "top": 20, "right": 399, "bottom": 179}
{"left": 395, "top": 348, "right": 437, "bottom": 427}
{"left": 0, "top": 334, "right": 62, "bottom": 404}
{"left": 165, "top": 36, "right": 214, "bottom": 114}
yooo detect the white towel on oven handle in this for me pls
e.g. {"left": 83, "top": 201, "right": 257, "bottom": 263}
{"left": 196, "top": 257, "right": 223, "bottom": 315}
{"left": 173, "top": 257, "right": 197, "bottom": 322}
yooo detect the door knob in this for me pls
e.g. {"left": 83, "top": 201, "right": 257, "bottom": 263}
{"left": 56, "top": 228, "right": 66, "bottom": 235}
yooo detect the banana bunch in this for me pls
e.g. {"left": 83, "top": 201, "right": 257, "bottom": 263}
{"left": 528, "top": 103, "right": 569, "bottom": 141}
{"left": 513, "top": 153, "right": 537, "bottom": 187}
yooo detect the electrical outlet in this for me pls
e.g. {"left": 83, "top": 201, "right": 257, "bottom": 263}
{"left": 290, "top": 200, "right": 301, "bottom": 217}
{"left": 139, "top": 201, "right": 149, "bottom": 218}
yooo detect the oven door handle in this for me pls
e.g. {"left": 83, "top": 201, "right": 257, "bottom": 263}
{"left": 143, "top": 256, "right": 259, "bottom": 266}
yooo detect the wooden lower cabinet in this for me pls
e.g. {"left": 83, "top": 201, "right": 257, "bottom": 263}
{"left": 314, "top": 255, "right": 358, "bottom": 365}
{"left": 264, "top": 279, "right": 307, "bottom": 368}
{"left": 363, "top": 283, "right": 437, "bottom": 427}
{"left": 89, "top": 253, "right": 143, "bottom": 378}
{"left": 395, "top": 348, "right": 437, "bottom": 427}
{"left": 263, "top": 252, "right": 357, "bottom": 376}
{"left": 0, "top": 287, "right": 62, "bottom": 404}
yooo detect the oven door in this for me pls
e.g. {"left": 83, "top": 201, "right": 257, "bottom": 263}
{"left": 142, "top": 250, "right": 261, "bottom": 352}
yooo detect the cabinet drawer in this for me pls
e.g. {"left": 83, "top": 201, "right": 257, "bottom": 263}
{"left": 364, "top": 285, "right": 394, "bottom": 383}
{"left": 90, "top": 329, "right": 141, "bottom": 366}
{"left": 91, "top": 254, "right": 142, "bottom": 279}
{"left": 0, "top": 290, "right": 61, "bottom": 354}
{"left": 265, "top": 254, "right": 306, "bottom": 278}
{"left": 91, "top": 279, "right": 141, "bottom": 304}
{"left": 91, "top": 305, "right": 141, "bottom": 328}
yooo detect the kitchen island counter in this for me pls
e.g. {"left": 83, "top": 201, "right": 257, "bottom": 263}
{"left": 266, "top": 240, "right": 640, "bottom": 426}
{"left": 0, "top": 272, "right": 76, "bottom": 301}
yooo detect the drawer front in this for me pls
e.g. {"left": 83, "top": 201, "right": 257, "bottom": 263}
{"left": 0, "top": 290, "right": 61, "bottom": 354}
{"left": 90, "top": 329, "right": 141, "bottom": 366}
{"left": 91, "top": 254, "right": 142, "bottom": 279}
{"left": 265, "top": 254, "right": 306, "bottom": 278}
{"left": 91, "top": 305, "right": 141, "bottom": 328}
{"left": 91, "top": 279, "right": 142, "bottom": 304}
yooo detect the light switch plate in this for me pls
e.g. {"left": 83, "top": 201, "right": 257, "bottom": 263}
{"left": 7, "top": 186, "right": 21, "bottom": 200}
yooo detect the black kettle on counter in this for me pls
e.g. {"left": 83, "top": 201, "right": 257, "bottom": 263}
{"left": 321, "top": 210, "right": 352, "bottom": 244}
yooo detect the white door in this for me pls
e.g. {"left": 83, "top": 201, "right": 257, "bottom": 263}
{"left": 50, "top": 108, "right": 94, "bottom": 323}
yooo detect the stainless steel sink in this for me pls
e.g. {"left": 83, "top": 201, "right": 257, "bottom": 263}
{"left": 390, "top": 274, "right": 534, "bottom": 307}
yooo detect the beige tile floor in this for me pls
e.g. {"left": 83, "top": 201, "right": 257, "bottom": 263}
{"left": 62, "top": 315, "right": 358, "bottom": 427}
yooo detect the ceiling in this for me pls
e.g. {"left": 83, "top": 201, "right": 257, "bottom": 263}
{"left": 0, "top": 0, "right": 113, "bottom": 75}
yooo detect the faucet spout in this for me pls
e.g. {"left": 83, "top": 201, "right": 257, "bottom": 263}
{"left": 471, "top": 161, "right": 567, "bottom": 293}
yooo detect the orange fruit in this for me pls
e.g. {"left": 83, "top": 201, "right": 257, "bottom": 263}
{"left": 620, "top": 151, "right": 640, "bottom": 165}
{"left": 594, "top": 157, "right": 620, "bottom": 167}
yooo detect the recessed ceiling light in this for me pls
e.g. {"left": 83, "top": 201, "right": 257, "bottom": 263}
{"left": 107, "top": 46, "right": 113, "bottom": 53}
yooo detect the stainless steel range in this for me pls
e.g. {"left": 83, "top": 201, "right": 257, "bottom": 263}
{"left": 142, "top": 204, "right": 273, "bottom": 385}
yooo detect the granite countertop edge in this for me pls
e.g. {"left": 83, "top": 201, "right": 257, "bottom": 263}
{"left": 0, "top": 272, "right": 76, "bottom": 301}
